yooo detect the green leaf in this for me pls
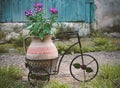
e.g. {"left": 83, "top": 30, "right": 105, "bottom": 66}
{"left": 44, "top": 27, "right": 51, "bottom": 34}
{"left": 60, "top": 50, "right": 65, "bottom": 55}
{"left": 29, "top": 74, "right": 36, "bottom": 79}
{"left": 39, "top": 33, "right": 44, "bottom": 40}
{"left": 24, "top": 23, "right": 33, "bottom": 30}
{"left": 73, "top": 63, "right": 81, "bottom": 69}
{"left": 34, "top": 23, "right": 38, "bottom": 29}
{"left": 86, "top": 67, "right": 93, "bottom": 73}
{"left": 70, "top": 51, "right": 74, "bottom": 55}
{"left": 40, "top": 75, "right": 49, "bottom": 81}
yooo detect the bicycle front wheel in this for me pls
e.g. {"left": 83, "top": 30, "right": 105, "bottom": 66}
{"left": 70, "top": 54, "right": 99, "bottom": 82}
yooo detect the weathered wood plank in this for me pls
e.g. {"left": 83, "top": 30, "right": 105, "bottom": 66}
{"left": 0, "top": 0, "right": 12, "bottom": 22}
{"left": 85, "top": 0, "right": 95, "bottom": 23}
{"left": 0, "top": 0, "right": 2, "bottom": 21}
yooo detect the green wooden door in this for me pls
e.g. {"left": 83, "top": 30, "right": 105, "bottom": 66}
{"left": 0, "top": 0, "right": 95, "bottom": 23}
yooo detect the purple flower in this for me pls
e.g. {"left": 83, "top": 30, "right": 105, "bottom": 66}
{"left": 35, "top": 7, "right": 43, "bottom": 12}
{"left": 25, "top": 10, "right": 34, "bottom": 16}
{"left": 49, "top": 8, "right": 58, "bottom": 14}
{"left": 34, "top": 2, "right": 43, "bottom": 8}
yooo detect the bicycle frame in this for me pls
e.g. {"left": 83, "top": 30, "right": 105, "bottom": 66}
{"left": 54, "top": 31, "right": 84, "bottom": 74}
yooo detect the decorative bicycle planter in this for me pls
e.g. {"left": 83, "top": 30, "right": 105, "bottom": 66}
{"left": 24, "top": 31, "right": 99, "bottom": 86}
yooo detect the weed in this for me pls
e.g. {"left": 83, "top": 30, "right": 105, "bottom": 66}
{"left": 93, "top": 37, "right": 120, "bottom": 51}
{"left": 0, "top": 65, "right": 24, "bottom": 88}
{"left": 0, "top": 32, "right": 120, "bottom": 53}
{"left": 99, "top": 64, "right": 120, "bottom": 80}
{"left": 10, "top": 35, "right": 31, "bottom": 53}
{"left": 12, "top": 36, "right": 24, "bottom": 47}
{"left": 90, "top": 29, "right": 106, "bottom": 37}
{"left": 0, "top": 31, "right": 6, "bottom": 40}
{"left": 84, "top": 64, "right": 120, "bottom": 88}
{"left": 0, "top": 44, "right": 13, "bottom": 53}
{"left": 55, "top": 37, "right": 120, "bottom": 55}
{"left": 0, "top": 64, "right": 119, "bottom": 88}
{"left": 84, "top": 79, "right": 115, "bottom": 88}
{"left": 16, "top": 47, "right": 24, "bottom": 53}
{"left": 43, "top": 81, "right": 70, "bottom": 88}
{"left": 93, "top": 37, "right": 109, "bottom": 46}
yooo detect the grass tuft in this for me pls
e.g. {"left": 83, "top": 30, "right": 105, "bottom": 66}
{"left": 0, "top": 65, "right": 23, "bottom": 88}
{"left": 99, "top": 64, "right": 120, "bottom": 80}
{"left": 84, "top": 64, "right": 120, "bottom": 88}
{"left": 43, "top": 81, "right": 71, "bottom": 88}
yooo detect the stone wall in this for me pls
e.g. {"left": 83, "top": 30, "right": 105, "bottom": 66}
{"left": 0, "top": 22, "right": 90, "bottom": 41}
{"left": 94, "top": 0, "right": 120, "bottom": 32}
{"left": 0, "top": 23, "right": 25, "bottom": 41}
{"left": 0, "top": 23, "right": 24, "bottom": 32}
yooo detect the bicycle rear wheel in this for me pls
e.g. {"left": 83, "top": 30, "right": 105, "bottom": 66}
{"left": 70, "top": 54, "right": 99, "bottom": 82}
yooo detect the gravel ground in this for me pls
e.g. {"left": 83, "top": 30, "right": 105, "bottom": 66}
{"left": 0, "top": 51, "right": 120, "bottom": 87}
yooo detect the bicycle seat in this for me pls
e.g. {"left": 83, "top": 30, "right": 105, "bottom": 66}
{"left": 67, "top": 31, "right": 78, "bottom": 35}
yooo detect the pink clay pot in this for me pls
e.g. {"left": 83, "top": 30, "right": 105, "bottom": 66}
{"left": 26, "top": 35, "right": 58, "bottom": 60}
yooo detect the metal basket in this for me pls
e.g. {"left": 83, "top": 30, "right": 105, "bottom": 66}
{"left": 25, "top": 57, "right": 58, "bottom": 74}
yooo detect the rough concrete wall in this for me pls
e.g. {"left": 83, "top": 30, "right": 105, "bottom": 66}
{"left": 94, "top": 0, "right": 120, "bottom": 32}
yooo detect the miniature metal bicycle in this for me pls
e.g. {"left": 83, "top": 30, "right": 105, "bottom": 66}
{"left": 24, "top": 31, "right": 99, "bottom": 86}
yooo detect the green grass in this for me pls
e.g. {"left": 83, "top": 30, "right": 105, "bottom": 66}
{"left": 0, "top": 29, "right": 120, "bottom": 54}
{"left": 99, "top": 64, "right": 120, "bottom": 80}
{"left": 93, "top": 37, "right": 120, "bottom": 51}
{"left": 0, "top": 33, "right": 120, "bottom": 54}
{"left": 0, "top": 65, "right": 28, "bottom": 88}
{"left": 0, "top": 31, "right": 6, "bottom": 40}
{"left": 55, "top": 37, "right": 120, "bottom": 55}
{"left": 30, "top": 36, "right": 120, "bottom": 53}
{"left": 43, "top": 81, "right": 71, "bottom": 88}
{"left": 0, "top": 64, "right": 120, "bottom": 88}
{"left": 83, "top": 79, "right": 116, "bottom": 88}
{"left": 0, "top": 35, "right": 31, "bottom": 53}
{"left": 83, "top": 64, "right": 120, "bottom": 88}
{"left": 0, "top": 44, "right": 13, "bottom": 53}
{"left": 0, "top": 65, "right": 70, "bottom": 88}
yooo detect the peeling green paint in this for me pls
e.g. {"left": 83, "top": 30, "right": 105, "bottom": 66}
{"left": 0, "top": 0, "right": 95, "bottom": 23}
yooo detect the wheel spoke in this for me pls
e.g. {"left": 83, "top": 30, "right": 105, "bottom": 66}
{"left": 86, "top": 60, "right": 95, "bottom": 66}
{"left": 83, "top": 70, "right": 86, "bottom": 81}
